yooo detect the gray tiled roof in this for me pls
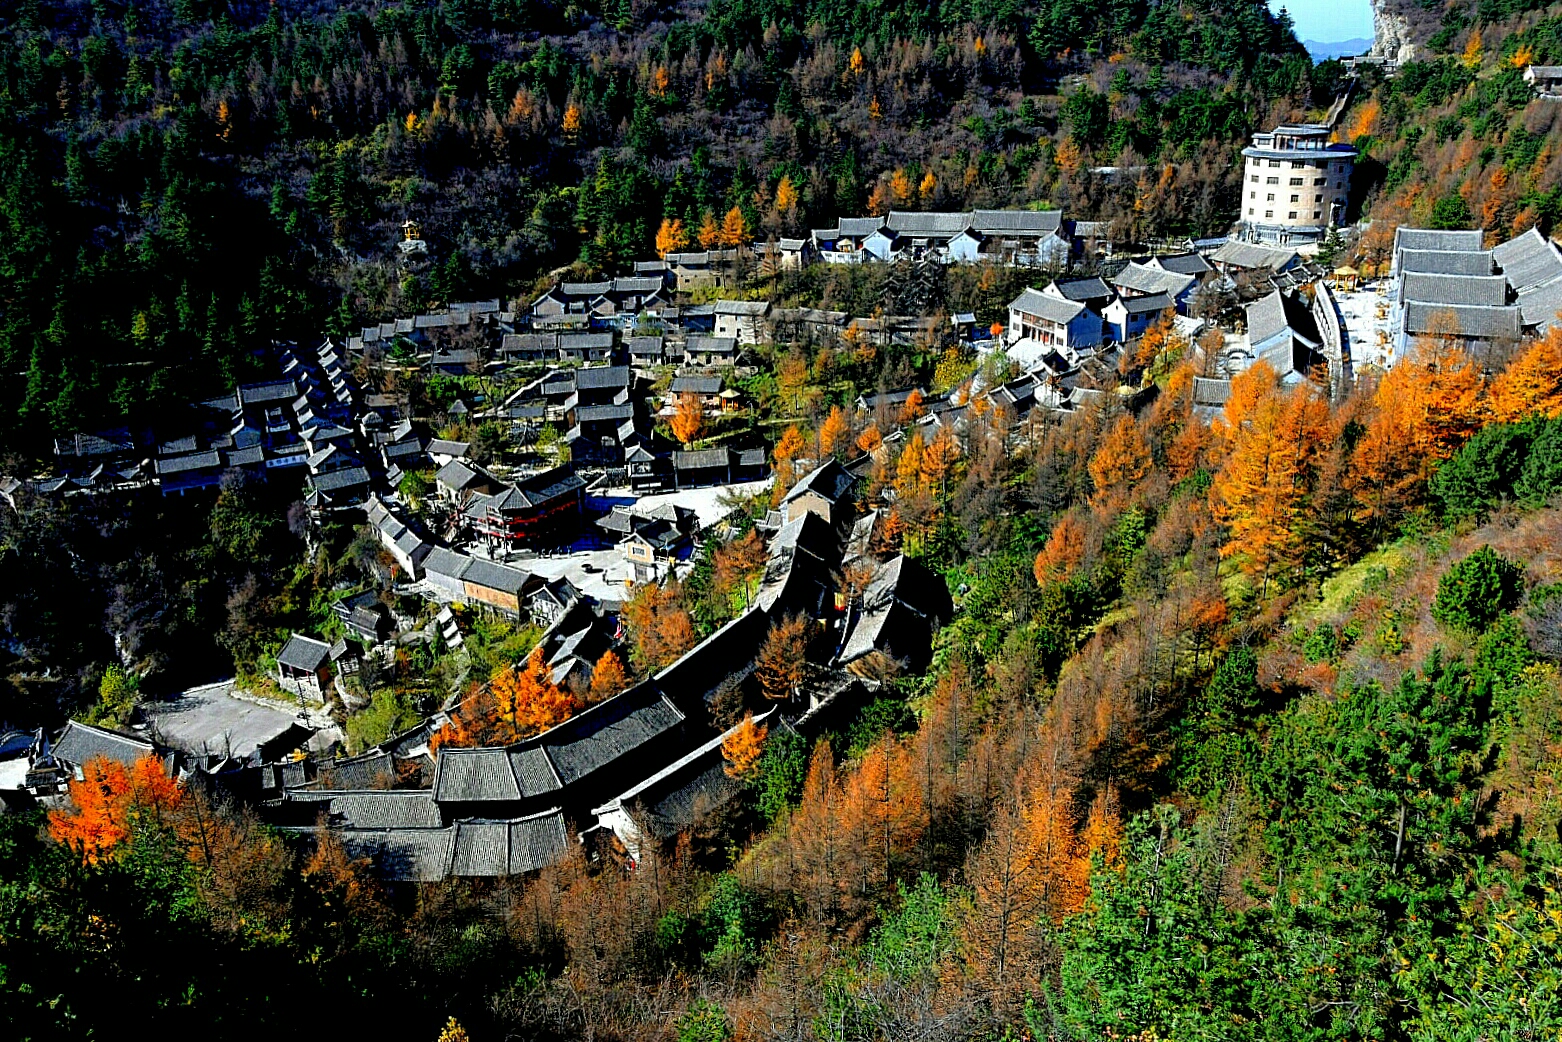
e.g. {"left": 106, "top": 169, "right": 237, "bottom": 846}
{"left": 458, "top": 558, "right": 530, "bottom": 596}
{"left": 537, "top": 682, "right": 684, "bottom": 785}
{"left": 782, "top": 459, "right": 854, "bottom": 505}
{"left": 1494, "top": 226, "right": 1562, "bottom": 292}
{"left": 290, "top": 789, "right": 443, "bottom": 829}
{"left": 1211, "top": 241, "right": 1299, "bottom": 271}
{"left": 713, "top": 299, "right": 770, "bottom": 316}
{"left": 423, "top": 546, "right": 474, "bottom": 581}
{"left": 277, "top": 633, "right": 333, "bottom": 672}
{"left": 52, "top": 720, "right": 155, "bottom": 770}
{"left": 1050, "top": 277, "right": 1112, "bottom": 302}
{"left": 886, "top": 210, "right": 973, "bottom": 237}
{"left": 434, "top": 748, "right": 524, "bottom": 801}
{"left": 969, "top": 209, "right": 1063, "bottom": 235}
{"left": 1398, "top": 273, "right": 1509, "bottom": 307}
{"left": 575, "top": 366, "right": 631, "bottom": 390}
{"left": 685, "top": 335, "right": 737, "bottom": 354}
{"left": 674, "top": 448, "right": 731, "bottom": 470}
{"left": 1010, "top": 287, "right": 1086, "bottom": 325}
{"left": 1394, "top": 227, "right": 1485, "bottom": 254}
{"left": 1517, "top": 277, "right": 1562, "bottom": 329}
{"left": 1117, "top": 291, "right": 1175, "bottom": 315}
{"left": 1152, "top": 253, "right": 1213, "bottom": 275}
{"left": 155, "top": 450, "right": 223, "bottom": 475}
{"left": 1113, "top": 262, "right": 1195, "bottom": 298}
{"left": 339, "top": 828, "right": 455, "bottom": 882}
{"left": 672, "top": 375, "right": 723, "bottom": 395}
{"left": 1404, "top": 302, "right": 1522, "bottom": 339}
{"left": 1398, "top": 249, "right": 1494, "bottom": 276}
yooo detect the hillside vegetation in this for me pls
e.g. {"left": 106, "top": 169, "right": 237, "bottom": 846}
{"left": 6, "top": 321, "right": 1562, "bottom": 1038}
{"left": 0, "top": 0, "right": 1315, "bottom": 448}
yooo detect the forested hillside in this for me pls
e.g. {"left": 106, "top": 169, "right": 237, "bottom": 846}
{"left": 0, "top": 0, "right": 1314, "bottom": 448}
{"left": 9, "top": 2, "right": 1562, "bottom": 1040}
{"left": 1340, "top": 0, "right": 1562, "bottom": 262}
{"left": 6, "top": 322, "right": 1562, "bottom": 1040}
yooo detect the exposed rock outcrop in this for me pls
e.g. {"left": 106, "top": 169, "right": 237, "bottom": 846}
{"left": 1370, "top": 0, "right": 1417, "bottom": 62}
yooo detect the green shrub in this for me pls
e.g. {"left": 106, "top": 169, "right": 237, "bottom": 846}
{"left": 755, "top": 729, "right": 808, "bottom": 825}
{"left": 675, "top": 1000, "right": 732, "bottom": 1042}
{"left": 1432, "top": 546, "right": 1524, "bottom": 632}
{"left": 1431, "top": 419, "right": 1539, "bottom": 519}
{"left": 1518, "top": 418, "right": 1562, "bottom": 507}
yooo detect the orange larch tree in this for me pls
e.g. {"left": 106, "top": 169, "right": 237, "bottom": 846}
{"left": 1490, "top": 328, "right": 1562, "bottom": 422}
{"left": 1034, "top": 512, "right": 1088, "bottom": 585}
{"left": 818, "top": 405, "right": 851, "bottom": 458}
{"left": 713, "top": 529, "right": 768, "bottom": 606}
{"left": 655, "top": 217, "right": 688, "bottom": 258}
{"left": 722, "top": 711, "right": 769, "bottom": 778}
{"left": 589, "top": 649, "right": 628, "bottom": 701}
{"left": 1349, "top": 342, "right": 1487, "bottom": 532}
{"left": 697, "top": 211, "right": 721, "bottom": 248}
{"left": 894, "top": 431, "right": 927, "bottom": 497}
{"left": 719, "top": 206, "right": 748, "bottom": 248}
{"left": 492, "top": 647, "right": 579, "bottom": 739}
{"left": 756, "top": 615, "right": 814, "bottom": 702}
{"left": 49, "top": 754, "right": 184, "bottom": 864}
{"left": 671, "top": 392, "right": 705, "bottom": 445}
{"left": 898, "top": 388, "right": 927, "bottom": 425}
{"left": 623, "top": 581, "right": 699, "bottom": 671}
{"left": 1087, "top": 413, "right": 1152, "bottom": 511}
{"left": 771, "top": 425, "right": 809, "bottom": 501}
{"left": 774, "top": 175, "right": 799, "bottom": 215}
{"left": 1210, "top": 378, "right": 1334, "bottom": 591}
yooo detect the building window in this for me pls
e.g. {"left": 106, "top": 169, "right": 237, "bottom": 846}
{"left": 1290, "top": 194, "right": 1299, "bottom": 202}
{"left": 1268, "top": 160, "right": 1280, "bottom": 167}
{"left": 1265, "top": 210, "right": 1274, "bottom": 218}
{"left": 1288, "top": 211, "right": 1298, "bottom": 219}
{"left": 1266, "top": 193, "right": 1275, "bottom": 201}
{"left": 1248, "top": 207, "right": 1255, "bottom": 216}
{"left": 1314, "top": 177, "right": 1326, "bottom": 186}
{"left": 1249, "top": 191, "right": 1256, "bottom": 199}
{"left": 1314, "top": 194, "right": 1322, "bottom": 202}
{"left": 1291, "top": 160, "right": 1306, "bottom": 168}
{"left": 1289, "top": 177, "right": 1303, "bottom": 186}
{"left": 1250, "top": 174, "right": 1259, "bottom": 183}
{"left": 1266, "top": 176, "right": 1279, "bottom": 184}
{"left": 1313, "top": 211, "right": 1322, "bottom": 220}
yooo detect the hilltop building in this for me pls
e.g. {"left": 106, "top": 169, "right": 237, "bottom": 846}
{"left": 1237, "top": 124, "right": 1355, "bottom": 245}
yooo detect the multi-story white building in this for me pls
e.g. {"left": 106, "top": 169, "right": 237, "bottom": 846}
{"left": 1238, "top": 124, "right": 1355, "bottom": 245}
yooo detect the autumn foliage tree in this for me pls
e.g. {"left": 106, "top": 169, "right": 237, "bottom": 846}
{"left": 719, "top": 206, "right": 748, "bottom": 248}
{"left": 656, "top": 217, "right": 688, "bottom": 258}
{"left": 623, "top": 580, "right": 699, "bottom": 672}
{"left": 1088, "top": 413, "right": 1152, "bottom": 511}
{"left": 723, "top": 711, "right": 768, "bottom": 778}
{"left": 714, "top": 528, "right": 768, "bottom": 606}
{"left": 1490, "top": 328, "right": 1562, "bottom": 423}
{"left": 1348, "top": 342, "right": 1487, "bottom": 533}
{"left": 756, "top": 614, "right": 814, "bottom": 702}
{"left": 1210, "top": 366, "right": 1334, "bottom": 589}
{"left": 819, "top": 405, "right": 851, "bottom": 457}
{"left": 671, "top": 392, "right": 705, "bottom": 445}
{"left": 49, "top": 754, "right": 184, "bottom": 864}
{"left": 1034, "top": 512, "right": 1088, "bottom": 584}
{"left": 590, "top": 649, "right": 628, "bottom": 701}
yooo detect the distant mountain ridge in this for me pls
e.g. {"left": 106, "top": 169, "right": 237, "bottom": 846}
{"left": 1304, "top": 37, "right": 1373, "bottom": 59}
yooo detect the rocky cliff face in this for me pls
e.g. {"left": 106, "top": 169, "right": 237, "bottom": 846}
{"left": 1370, "top": 0, "right": 1418, "bottom": 62}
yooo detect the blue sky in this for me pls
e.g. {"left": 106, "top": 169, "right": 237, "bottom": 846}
{"left": 1269, "top": 0, "right": 1375, "bottom": 43}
